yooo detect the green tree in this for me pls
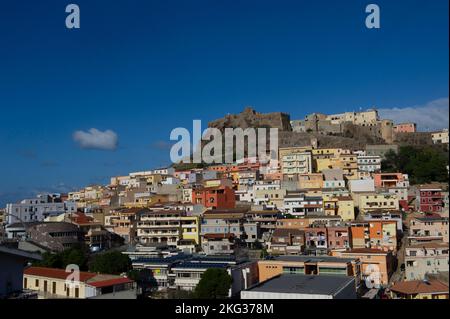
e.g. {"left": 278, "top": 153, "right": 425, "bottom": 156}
{"left": 381, "top": 145, "right": 448, "bottom": 184}
{"left": 381, "top": 149, "right": 398, "bottom": 172}
{"left": 194, "top": 268, "right": 232, "bottom": 299}
{"left": 127, "top": 269, "right": 158, "bottom": 297}
{"left": 34, "top": 246, "right": 88, "bottom": 270}
{"left": 89, "top": 251, "right": 131, "bottom": 274}
{"left": 61, "top": 247, "right": 88, "bottom": 270}
{"left": 35, "top": 251, "right": 63, "bottom": 268}
{"left": 260, "top": 248, "right": 269, "bottom": 259}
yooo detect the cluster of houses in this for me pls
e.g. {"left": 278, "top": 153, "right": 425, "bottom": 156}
{"left": 1, "top": 131, "right": 449, "bottom": 299}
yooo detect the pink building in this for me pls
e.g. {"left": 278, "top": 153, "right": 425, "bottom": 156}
{"left": 409, "top": 215, "right": 449, "bottom": 243}
{"left": 393, "top": 123, "right": 416, "bottom": 133}
{"left": 327, "top": 226, "right": 351, "bottom": 250}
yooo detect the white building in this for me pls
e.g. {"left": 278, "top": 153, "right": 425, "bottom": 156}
{"left": 235, "top": 188, "right": 255, "bottom": 203}
{"left": 357, "top": 155, "right": 382, "bottom": 173}
{"left": 161, "top": 177, "right": 181, "bottom": 185}
{"left": 283, "top": 192, "right": 323, "bottom": 216}
{"left": 254, "top": 180, "right": 281, "bottom": 191}
{"left": 171, "top": 259, "right": 257, "bottom": 297}
{"left": 431, "top": 129, "right": 449, "bottom": 144}
{"left": 5, "top": 194, "right": 77, "bottom": 225}
{"left": 152, "top": 167, "right": 175, "bottom": 176}
{"left": 348, "top": 179, "right": 375, "bottom": 193}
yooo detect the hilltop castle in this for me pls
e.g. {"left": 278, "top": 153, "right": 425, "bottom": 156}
{"left": 291, "top": 109, "right": 394, "bottom": 144}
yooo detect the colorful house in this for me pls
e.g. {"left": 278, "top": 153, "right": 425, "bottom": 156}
{"left": 192, "top": 185, "right": 235, "bottom": 209}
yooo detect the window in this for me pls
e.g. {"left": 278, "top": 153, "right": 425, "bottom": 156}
{"left": 283, "top": 266, "right": 304, "bottom": 274}
{"left": 35, "top": 279, "right": 39, "bottom": 287}
{"left": 319, "top": 267, "right": 347, "bottom": 275}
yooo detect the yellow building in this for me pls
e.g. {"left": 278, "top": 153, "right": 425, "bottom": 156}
{"left": 279, "top": 146, "right": 312, "bottom": 157}
{"left": 254, "top": 189, "right": 286, "bottom": 209}
{"left": 310, "top": 148, "right": 357, "bottom": 177}
{"left": 335, "top": 196, "right": 355, "bottom": 221}
{"left": 312, "top": 148, "right": 346, "bottom": 159}
{"left": 323, "top": 195, "right": 338, "bottom": 216}
{"left": 322, "top": 195, "right": 355, "bottom": 221}
{"left": 358, "top": 192, "right": 399, "bottom": 214}
{"left": 110, "top": 175, "right": 130, "bottom": 186}
{"left": 180, "top": 216, "right": 200, "bottom": 245}
{"left": 146, "top": 174, "right": 163, "bottom": 186}
{"left": 124, "top": 194, "right": 169, "bottom": 208}
{"left": 315, "top": 157, "right": 336, "bottom": 172}
{"left": 339, "top": 154, "right": 358, "bottom": 180}
{"left": 298, "top": 173, "right": 323, "bottom": 190}
{"left": 280, "top": 151, "right": 313, "bottom": 174}
{"left": 204, "top": 178, "right": 233, "bottom": 188}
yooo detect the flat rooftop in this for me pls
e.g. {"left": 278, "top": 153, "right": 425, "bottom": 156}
{"left": 246, "top": 274, "right": 355, "bottom": 295}
{"left": 264, "top": 255, "right": 356, "bottom": 264}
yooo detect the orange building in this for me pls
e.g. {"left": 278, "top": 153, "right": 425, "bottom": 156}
{"left": 373, "top": 173, "right": 406, "bottom": 188}
{"left": 331, "top": 248, "right": 393, "bottom": 287}
{"left": 257, "top": 255, "right": 361, "bottom": 284}
{"left": 350, "top": 220, "right": 398, "bottom": 253}
{"left": 350, "top": 222, "right": 369, "bottom": 249}
{"left": 192, "top": 186, "right": 235, "bottom": 209}
{"left": 368, "top": 220, "right": 397, "bottom": 253}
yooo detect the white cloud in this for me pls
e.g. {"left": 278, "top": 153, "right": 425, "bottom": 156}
{"left": 378, "top": 97, "right": 449, "bottom": 131}
{"left": 73, "top": 128, "right": 118, "bottom": 150}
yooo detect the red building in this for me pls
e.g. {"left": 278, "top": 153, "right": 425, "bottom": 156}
{"left": 418, "top": 187, "right": 443, "bottom": 213}
{"left": 192, "top": 186, "right": 236, "bottom": 209}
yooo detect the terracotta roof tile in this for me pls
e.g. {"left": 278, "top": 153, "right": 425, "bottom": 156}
{"left": 390, "top": 280, "right": 449, "bottom": 295}
{"left": 88, "top": 277, "right": 134, "bottom": 288}
{"left": 24, "top": 267, "right": 135, "bottom": 288}
{"left": 24, "top": 266, "right": 97, "bottom": 282}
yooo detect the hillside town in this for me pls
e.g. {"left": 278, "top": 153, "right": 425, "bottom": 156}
{"left": 1, "top": 108, "right": 449, "bottom": 300}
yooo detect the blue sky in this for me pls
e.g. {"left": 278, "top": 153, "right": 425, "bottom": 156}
{"left": 0, "top": 0, "right": 448, "bottom": 206}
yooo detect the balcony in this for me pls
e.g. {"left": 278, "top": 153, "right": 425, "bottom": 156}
{"left": 137, "top": 230, "right": 180, "bottom": 236}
